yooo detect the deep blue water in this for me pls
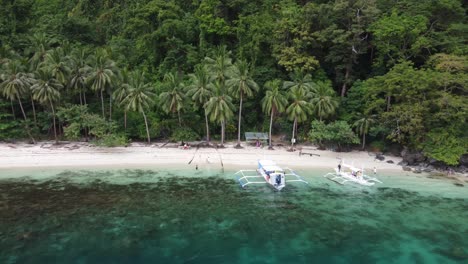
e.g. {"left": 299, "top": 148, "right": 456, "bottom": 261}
{"left": 0, "top": 168, "right": 467, "bottom": 263}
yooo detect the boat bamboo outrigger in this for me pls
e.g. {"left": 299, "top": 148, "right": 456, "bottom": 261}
{"left": 235, "top": 160, "right": 309, "bottom": 191}
{"left": 323, "top": 160, "right": 382, "bottom": 186}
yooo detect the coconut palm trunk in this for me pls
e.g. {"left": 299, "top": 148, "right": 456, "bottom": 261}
{"left": 100, "top": 90, "right": 105, "bottom": 118}
{"left": 17, "top": 95, "right": 36, "bottom": 144}
{"left": 221, "top": 121, "right": 225, "bottom": 146}
{"left": 109, "top": 95, "right": 112, "bottom": 121}
{"left": 31, "top": 96, "right": 37, "bottom": 125}
{"left": 142, "top": 110, "right": 151, "bottom": 144}
{"left": 236, "top": 93, "right": 243, "bottom": 148}
{"left": 124, "top": 111, "right": 127, "bottom": 130}
{"left": 177, "top": 109, "right": 182, "bottom": 126}
{"left": 362, "top": 132, "right": 366, "bottom": 150}
{"left": 291, "top": 118, "right": 297, "bottom": 149}
{"left": 268, "top": 108, "right": 275, "bottom": 149}
{"left": 10, "top": 99, "right": 16, "bottom": 120}
{"left": 204, "top": 111, "right": 210, "bottom": 142}
{"left": 49, "top": 99, "right": 58, "bottom": 143}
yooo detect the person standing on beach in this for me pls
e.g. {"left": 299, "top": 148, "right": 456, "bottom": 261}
{"left": 338, "top": 164, "right": 341, "bottom": 172}
{"left": 373, "top": 167, "right": 377, "bottom": 176}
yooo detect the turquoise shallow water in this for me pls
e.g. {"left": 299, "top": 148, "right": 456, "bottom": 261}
{"left": 0, "top": 167, "right": 467, "bottom": 263}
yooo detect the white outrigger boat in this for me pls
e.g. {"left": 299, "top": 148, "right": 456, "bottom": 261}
{"left": 323, "top": 161, "right": 382, "bottom": 186}
{"left": 235, "top": 160, "right": 309, "bottom": 191}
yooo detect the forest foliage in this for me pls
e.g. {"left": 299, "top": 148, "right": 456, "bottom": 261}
{"left": 0, "top": 0, "right": 466, "bottom": 165}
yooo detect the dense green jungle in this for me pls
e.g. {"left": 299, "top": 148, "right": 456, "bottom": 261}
{"left": 0, "top": 0, "right": 466, "bottom": 166}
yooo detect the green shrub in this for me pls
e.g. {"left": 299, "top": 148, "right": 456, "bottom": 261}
{"left": 93, "top": 134, "right": 129, "bottom": 147}
{"left": 170, "top": 127, "right": 200, "bottom": 142}
{"left": 369, "top": 140, "right": 385, "bottom": 152}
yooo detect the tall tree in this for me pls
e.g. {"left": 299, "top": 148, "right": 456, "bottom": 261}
{"left": 227, "top": 60, "right": 259, "bottom": 148}
{"left": 27, "top": 33, "right": 56, "bottom": 71}
{"left": 113, "top": 68, "right": 131, "bottom": 130}
{"left": 286, "top": 88, "right": 312, "bottom": 149}
{"left": 205, "top": 80, "right": 234, "bottom": 147}
{"left": 0, "top": 61, "right": 36, "bottom": 143}
{"left": 204, "top": 46, "right": 233, "bottom": 145}
{"left": 31, "top": 69, "right": 63, "bottom": 143}
{"left": 68, "top": 48, "right": 90, "bottom": 105}
{"left": 262, "top": 79, "right": 288, "bottom": 149}
{"left": 43, "top": 47, "right": 70, "bottom": 85}
{"left": 187, "top": 65, "right": 213, "bottom": 142}
{"left": 87, "top": 49, "right": 117, "bottom": 119}
{"left": 310, "top": 81, "right": 339, "bottom": 122}
{"left": 159, "top": 72, "right": 185, "bottom": 126}
{"left": 353, "top": 115, "right": 375, "bottom": 150}
{"left": 121, "top": 71, "right": 155, "bottom": 144}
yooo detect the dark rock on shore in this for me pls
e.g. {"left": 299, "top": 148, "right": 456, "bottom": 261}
{"left": 402, "top": 166, "right": 412, "bottom": 171}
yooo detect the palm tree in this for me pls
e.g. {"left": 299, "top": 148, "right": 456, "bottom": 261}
{"left": 42, "top": 47, "right": 70, "bottom": 85}
{"left": 31, "top": 69, "right": 63, "bottom": 143}
{"left": 113, "top": 68, "right": 131, "bottom": 130}
{"left": 121, "top": 71, "right": 155, "bottom": 143}
{"left": 0, "top": 61, "right": 36, "bottom": 143}
{"left": 261, "top": 79, "right": 288, "bottom": 149}
{"left": 205, "top": 81, "right": 235, "bottom": 147}
{"left": 28, "top": 33, "right": 56, "bottom": 71}
{"left": 353, "top": 115, "right": 376, "bottom": 150}
{"left": 283, "top": 71, "right": 314, "bottom": 96}
{"left": 87, "top": 49, "right": 117, "bottom": 119}
{"left": 159, "top": 72, "right": 185, "bottom": 126}
{"left": 227, "top": 60, "right": 259, "bottom": 148}
{"left": 187, "top": 65, "right": 213, "bottom": 142}
{"left": 68, "top": 48, "right": 90, "bottom": 105}
{"left": 204, "top": 45, "right": 233, "bottom": 85}
{"left": 310, "top": 81, "right": 339, "bottom": 121}
{"left": 286, "top": 88, "right": 312, "bottom": 149}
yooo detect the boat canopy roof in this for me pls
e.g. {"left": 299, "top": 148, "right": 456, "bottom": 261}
{"left": 258, "top": 159, "right": 276, "bottom": 166}
{"left": 262, "top": 165, "right": 284, "bottom": 173}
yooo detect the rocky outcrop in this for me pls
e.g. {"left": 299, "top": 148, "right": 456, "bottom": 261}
{"left": 400, "top": 148, "right": 467, "bottom": 174}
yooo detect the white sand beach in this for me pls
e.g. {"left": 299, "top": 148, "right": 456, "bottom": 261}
{"left": 0, "top": 141, "right": 402, "bottom": 172}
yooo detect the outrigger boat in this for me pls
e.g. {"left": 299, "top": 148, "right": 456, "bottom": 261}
{"left": 235, "top": 160, "right": 309, "bottom": 191}
{"left": 323, "top": 161, "right": 382, "bottom": 186}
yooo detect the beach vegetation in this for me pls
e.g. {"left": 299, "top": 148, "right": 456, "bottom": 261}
{"left": 0, "top": 0, "right": 466, "bottom": 166}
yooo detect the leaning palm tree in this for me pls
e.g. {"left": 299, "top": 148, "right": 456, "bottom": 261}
{"left": 310, "top": 81, "right": 339, "bottom": 121}
{"left": 87, "top": 49, "right": 117, "bottom": 119}
{"left": 159, "top": 72, "right": 186, "bottom": 126}
{"left": 262, "top": 79, "right": 288, "bottom": 149}
{"left": 227, "top": 60, "right": 259, "bottom": 148}
{"left": 0, "top": 61, "right": 36, "bottom": 143}
{"left": 187, "top": 65, "right": 213, "bottom": 142}
{"left": 353, "top": 115, "right": 376, "bottom": 150}
{"left": 121, "top": 71, "right": 155, "bottom": 143}
{"left": 205, "top": 81, "right": 235, "bottom": 147}
{"left": 286, "top": 88, "right": 312, "bottom": 149}
{"left": 31, "top": 69, "right": 63, "bottom": 143}
{"left": 283, "top": 71, "right": 314, "bottom": 96}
